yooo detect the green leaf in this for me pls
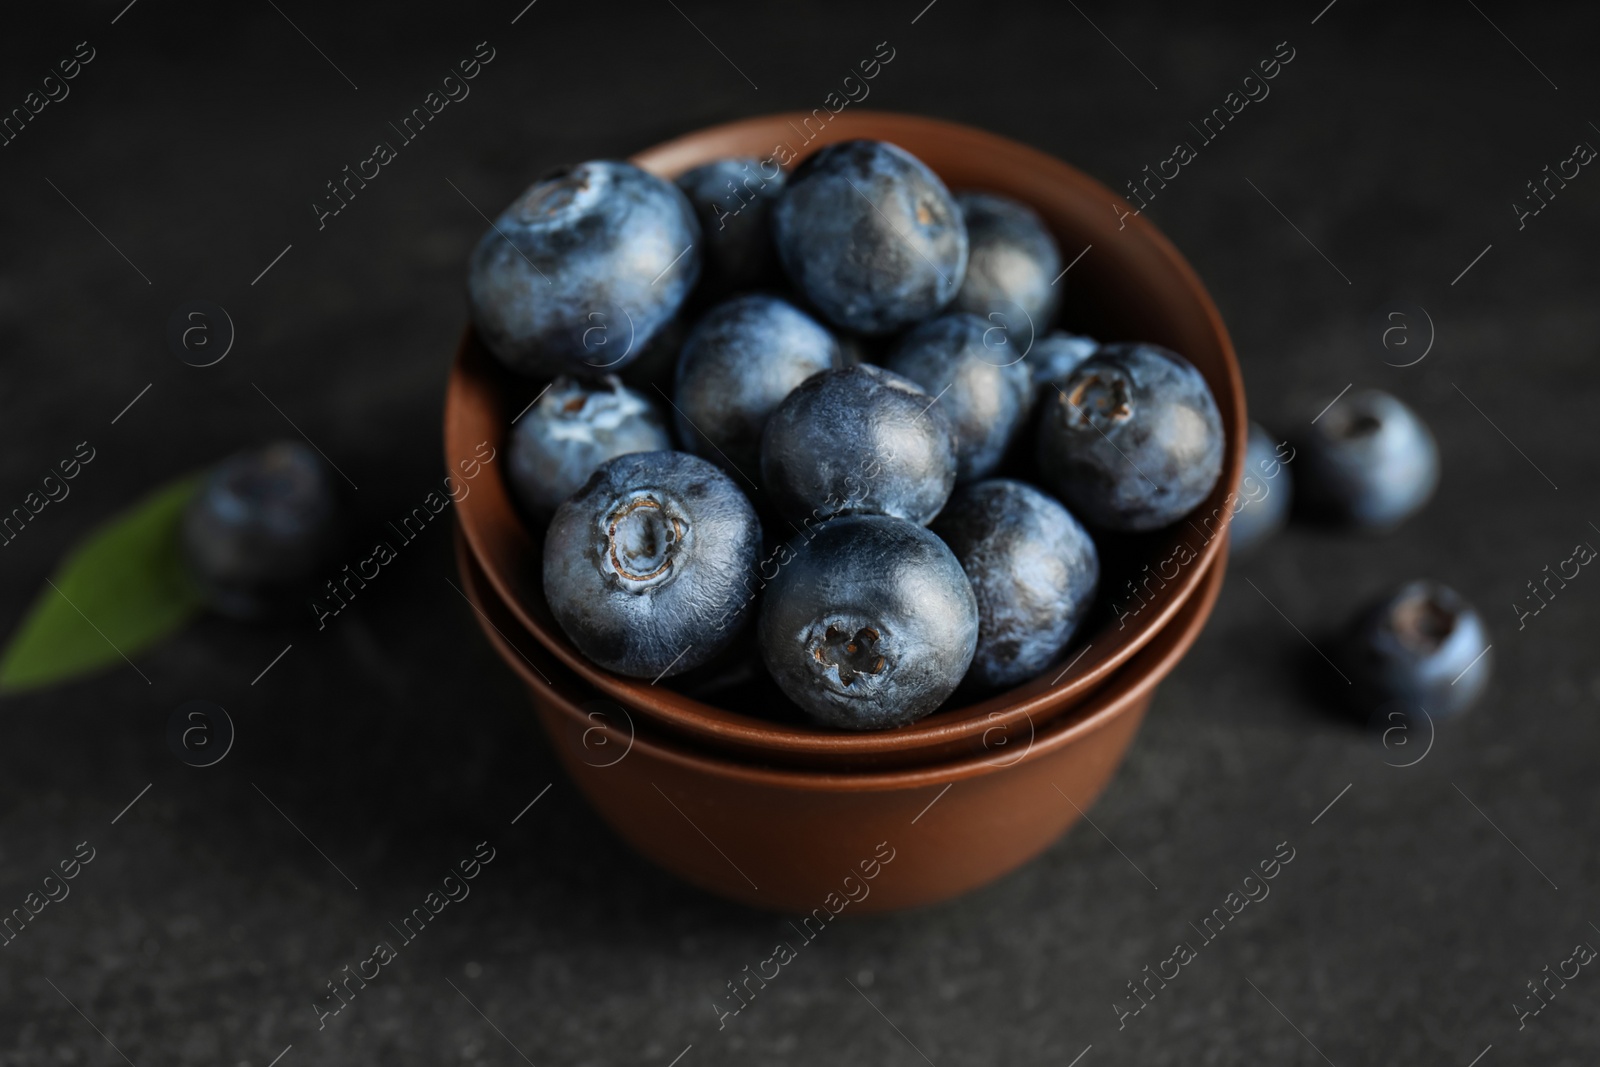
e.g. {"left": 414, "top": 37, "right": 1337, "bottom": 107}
{"left": 0, "top": 476, "right": 205, "bottom": 693}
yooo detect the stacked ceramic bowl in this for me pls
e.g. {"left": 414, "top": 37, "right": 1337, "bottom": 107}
{"left": 446, "top": 113, "right": 1244, "bottom": 913}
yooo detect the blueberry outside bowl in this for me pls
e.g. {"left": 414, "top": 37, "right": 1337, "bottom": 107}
{"left": 456, "top": 530, "right": 1225, "bottom": 913}
{"left": 445, "top": 110, "right": 1245, "bottom": 770}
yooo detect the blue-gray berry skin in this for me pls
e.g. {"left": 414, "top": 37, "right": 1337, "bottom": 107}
{"left": 772, "top": 140, "right": 968, "bottom": 335}
{"left": 1291, "top": 389, "right": 1437, "bottom": 530}
{"left": 758, "top": 514, "right": 978, "bottom": 729}
{"left": 507, "top": 376, "right": 672, "bottom": 527}
{"left": 1026, "top": 331, "right": 1099, "bottom": 390}
{"left": 1035, "top": 342, "right": 1224, "bottom": 532}
{"left": 543, "top": 451, "right": 761, "bottom": 679}
{"left": 181, "top": 441, "right": 338, "bottom": 620}
{"left": 468, "top": 161, "right": 701, "bottom": 378}
{"left": 675, "top": 158, "right": 785, "bottom": 296}
{"left": 931, "top": 479, "right": 1099, "bottom": 690}
{"left": 1342, "top": 581, "right": 1490, "bottom": 717}
{"left": 673, "top": 294, "right": 842, "bottom": 478}
{"left": 951, "top": 191, "right": 1062, "bottom": 330}
{"left": 1230, "top": 422, "right": 1293, "bottom": 556}
{"left": 619, "top": 311, "right": 690, "bottom": 393}
{"left": 885, "top": 312, "right": 1032, "bottom": 482}
{"left": 760, "top": 365, "right": 958, "bottom": 526}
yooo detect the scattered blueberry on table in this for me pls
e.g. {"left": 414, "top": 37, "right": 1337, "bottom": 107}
{"left": 181, "top": 441, "right": 339, "bottom": 620}
{"left": 1291, "top": 389, "right": 1438, "bottom": 530}
{"left": 1229, "top": 421, "right": 1294, "bottom": 556}
{"left": 1341, "top": 580, "right": 1491, "bottom": 717}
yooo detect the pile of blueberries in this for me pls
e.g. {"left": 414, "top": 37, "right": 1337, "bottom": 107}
{"left": 469, "top": 139, "right": 1232, "bottom": 732}
{"left": 464, "top": 137, "right": 1491, "bottom": 732}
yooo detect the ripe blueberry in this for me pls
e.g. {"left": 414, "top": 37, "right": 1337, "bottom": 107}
{"left": 507, "top": 376, "right": 672, "bottom": 527}
{"left": 1292, "top": 389, "right": 1437, "bottom": 530}
{"left": 1229, "top": 422, "right": 1293, "bottom": 556}
{"left": 758, "top": 514, "right": 978, "bottom": 729}
{"left": 673, "top": 294, "right": 842, "bottom": 479}
{"left": 885, "top": 312, "right": 1033, "bottom": 482}
{"left": 1035, "top": 342, "right": 1224, "bottom": 532}
{"left": 468, "top": 161, "right": 700, "bottom": 378}
{"left": 950, "top": 191, "right": 1062, "bottom": 330}
{"left": 1341, "top": 581, "right": 1490, "bottom": 717}
{"left": 760, "top": 365, "right": 958, "bottom": 526}
{"left": 772, "top": 140, "right": 967, "bottom": 335}
{"left": 181, "top": 441, "right": 338, "bottom": 619}
{"left": 675, "top": 158, "right": 785, "bottom": 297}
{"left": 1026, "top": 331, "right": 1099, "bottom": 391}
{"left": 543, "top": 451, "right": 761, "bottom": 679}
{"left": 931, "top": 479, "right": 1099, "bottom": 690}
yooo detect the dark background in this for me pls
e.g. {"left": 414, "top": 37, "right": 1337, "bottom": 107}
{"left": 2, "top": 1, "right": 1597, "bottom": 1063}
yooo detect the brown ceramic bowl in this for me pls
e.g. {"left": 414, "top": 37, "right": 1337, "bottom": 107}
{"left": 458, "top": 533, "right": 1224, "bottom": 913}
{"left": 446, "top": 110, "right": 1245, "bottom": 771}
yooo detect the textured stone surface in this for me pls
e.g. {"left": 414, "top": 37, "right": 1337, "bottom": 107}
{"left": 2, "top": 2, "right": 1597, "bottom": 1064}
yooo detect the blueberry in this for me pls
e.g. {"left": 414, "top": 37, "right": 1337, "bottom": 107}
{"left": 772, "top": 140, "right": 967, "bottom": 335}
{"left": 931, "top": 480, "right": 1099, "bottom": 689}
{"left": 507, "top": 376, "right": 672, "bottom": 526}
{"left": 1229, "top": 422, "right": 1293, "bottom": 556}
{"left": 618, "top": 311, "right": 690, "bottom": 393}
{"left": 1035, "top": 342, "right": 1224, "bottom": 532}
{"left": 950, "top": 191, "right": 1062, "bottom": 330}
{"left": 1026, "top": 331, "right": 1099, "bottom": 390}
{"left": 761, "top": 365, "right": 958, "bottom": 526}
{"left": 885, "top": 312, "right": 1032, "bottom": 482}
{"left": 758, "top": 514, "right": 978, "bottom": 729}
{"left": 543, "top": 451, "right": 761, "bottom": 679}
{"left": 673, "top": 294, "right": 842, "bottom": 479}
{"left": 468, "top": 161, "right": 700, "bottom": 378}
{"left": 181, "top": 441, "right": 338, "bottom": 619}
{"left": 675, "top": 158, "right": 785, "bottom": 296}
{"left": 1341, "top": 581, "right": 1491, "bottom": 717}
{"left": 1291, "top": 389, "right": 1437, "bottom": 530}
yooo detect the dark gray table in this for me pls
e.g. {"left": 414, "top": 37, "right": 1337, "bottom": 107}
{"left": 3, "top": 2, "right": 1596, "bottom": 1063}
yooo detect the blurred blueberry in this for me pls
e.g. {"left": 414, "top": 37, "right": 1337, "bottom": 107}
{"left": 674, "top": 294, "right": 842, "bottom": 479}
{"left": 1229, "top": 422, "right": 1294, "bottom": 556}
{"left": 772, "top": 140, "right": 967, "bottom": 335}
{"left": 951, "top": 191, "right": 1062, "bottom": 330}
{"left": 675, "top": 158, "right": 785, "bottom": 296}
{"left": 1035, "top": 342, "right": 1224, "bottom": 532}
{"left": 181, "top": 441, "right": 338, "bottom": 620}
{"left": 758, "top": 514, "right": 978, "bottom": 729}
{"left": 468, "top": 161, "right": 700, "bottom": 377}
{"left": 1026, "top": 331, "right": 1099, "bottom": 390}
{"left": 1342, "top": 581, "right": 1491, "bottom": 717}
{"left": 507, "top": 376, "right": 672, "bottom": 527}
{"left": 543, "top": 451, "right": 761, "bottom": 678}
{"left": 761, "top": 365, "right": 958, "bottom": 526}
{"left": 931, "top": 479, "right": 1099, "bottom": 690}
{"left": 885, "top": 312, "right": 1032, "bottom": 482}
{"left": 1291, "top": 389, "right": 1438, "bottom": 530}
{"left": 618, "top": 311, "right": 690, "bottom": 393}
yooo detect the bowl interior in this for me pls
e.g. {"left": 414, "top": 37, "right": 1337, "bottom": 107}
{"left": 446, "top": 110, "right": 1245, "bottom": 762}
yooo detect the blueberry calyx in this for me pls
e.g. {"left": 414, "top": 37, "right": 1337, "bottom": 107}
{"left": 1060, "top": 367, "right": 1133, "bottom": 433}
{"left": 809, "top": 619, "right": 890, "bottom": 689}
{"left": 600, "top": 492, "right": 688, "bottom": 592}
{"left": 1387, "top": 586, "right": 1457, "bottom": 655}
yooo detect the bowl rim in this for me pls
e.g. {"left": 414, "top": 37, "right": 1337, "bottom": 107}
{"left": 445, "top": 109, "right": 1246, "bottom": 760}
{"left": 457, "top": 528, "right": 1225, "bottom": 792}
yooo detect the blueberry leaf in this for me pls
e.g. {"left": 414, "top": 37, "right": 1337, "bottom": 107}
{"left": 0, "top": 476, "right": 205, "bottom": 693}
